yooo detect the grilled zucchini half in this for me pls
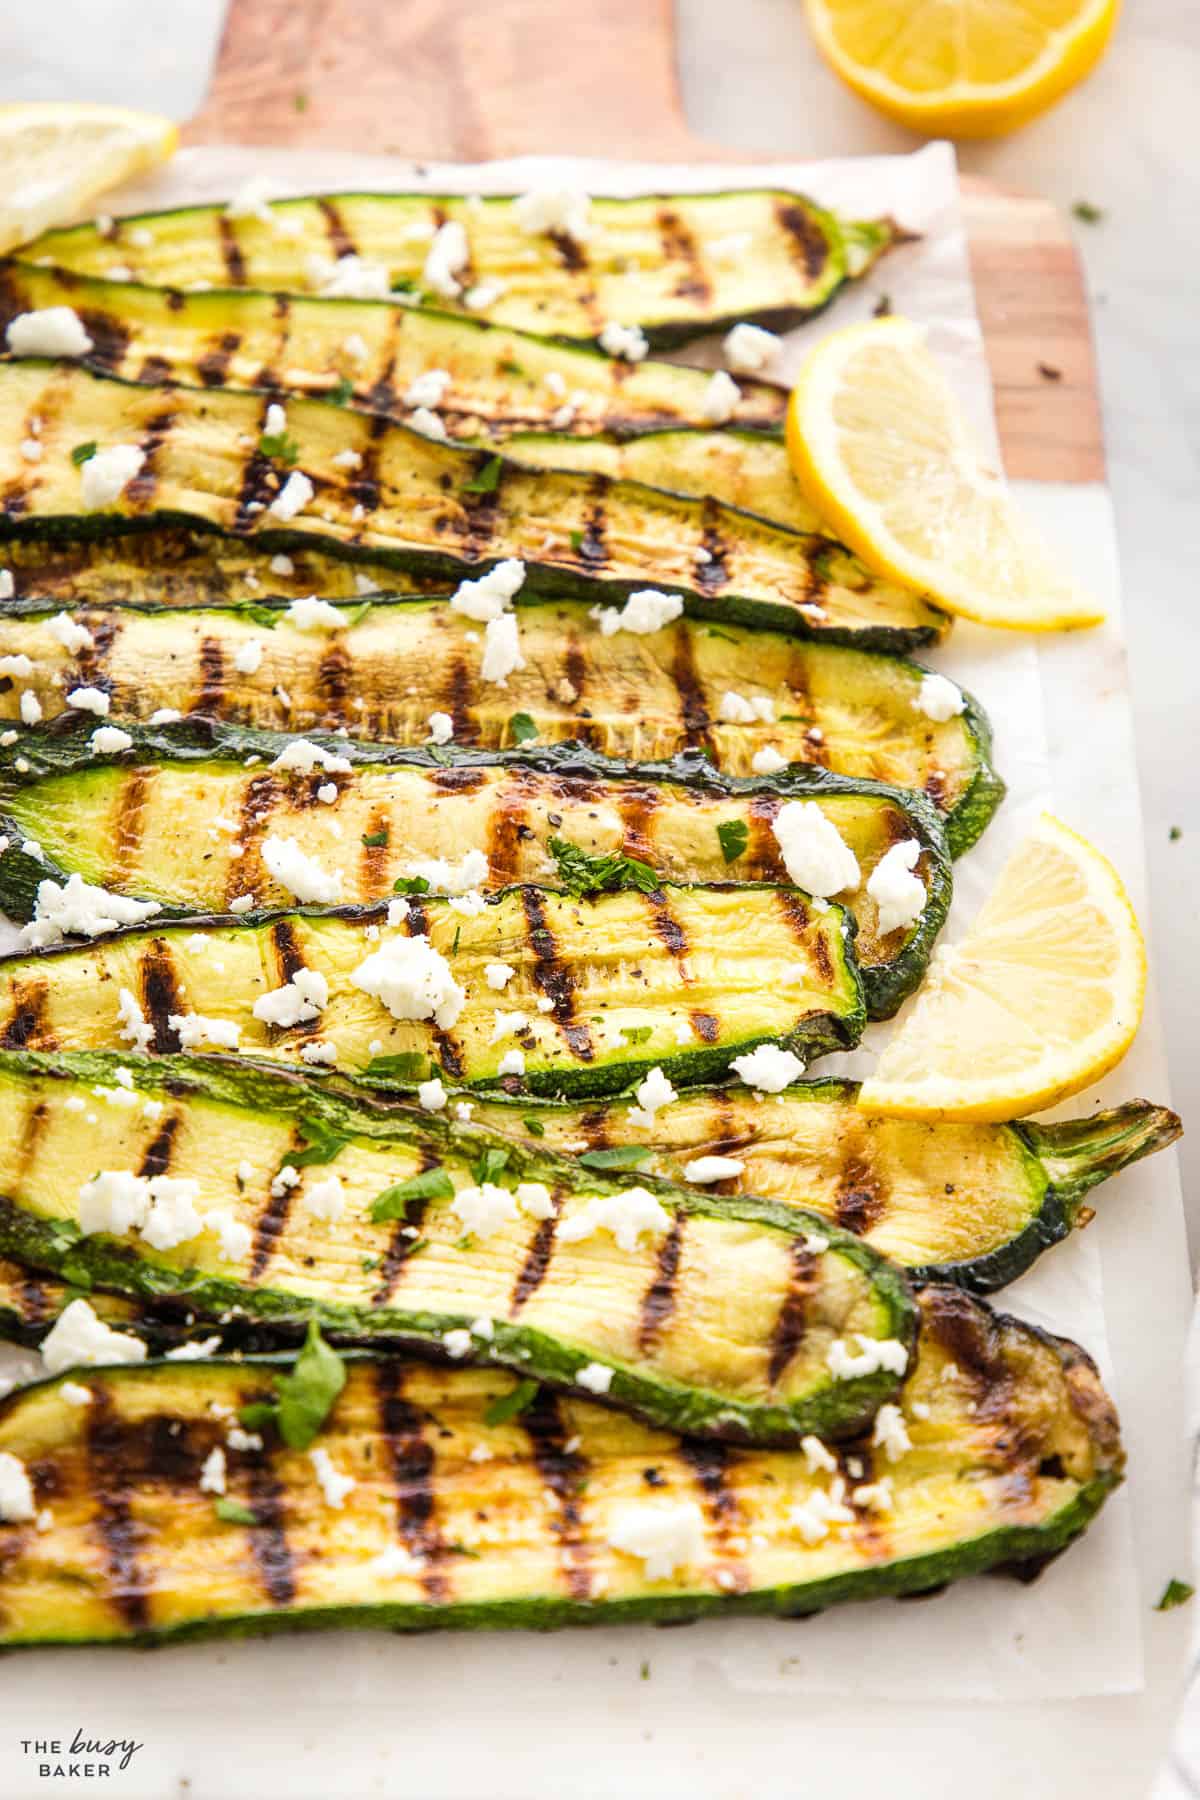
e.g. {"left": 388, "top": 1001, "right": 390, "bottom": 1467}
{"left": 0, "top": 363, "right": 942, "bottom": 651}
{"left": 0, "top": 721, "right": 951, "bottom": 1019}
{"left": 0, "top": 1050, "right": 914, "bottom": 1443}
{"left": 470, "top": 1084, "right": 1181, "bottom": 1292}
{"left": 0, "top": 261, "right": 788, "bottom": 438}
{"left": 0, "top": 1287, "right": 1122, "bottom": 1647}
{"left": 0, "top": 882, "right": 866, "bottom": 1095}
{"left": 18, "top": 188, "right": 899, "bottom": 345}
{"left": 0, "top": 596, "right": 1000, "bottom": 854}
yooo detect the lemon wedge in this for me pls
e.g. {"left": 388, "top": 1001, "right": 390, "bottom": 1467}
{"left": 803, "top": 0, "right": 1121, "bottom": 139}
{"left": 787, "top": 317, "right": 1102, "bottom": 631}
{"left": 858, "top": 814, "right": 1146, "bottom": 1122}
{"left": 0, "top": 102, "right": 177, "bottom": 256}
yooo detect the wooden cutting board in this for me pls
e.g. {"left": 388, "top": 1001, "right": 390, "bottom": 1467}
{"left": 184, "top": 0, "right": 1104, "bottom": 486}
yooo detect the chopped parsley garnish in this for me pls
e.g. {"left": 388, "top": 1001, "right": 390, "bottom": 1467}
{"left": 364, "top": 1050, "right": 429, "bottom": 1081}
{"left": 578, "top": 1145, "right": 652, "bottom": 1171}
{"left": 462, "top": 454, "right": 503, "bottom": 495}
{"left": 258, "top": 428, "right": 300, "bottom": 465}
{"left": 620, "top": 1025, "right": 652, "bottom": 1045}
{"left": 508, "top": 711, "right": 539, "bottom": 744}
{"left": 548, "top": 835, "right": 660, "bottom": 899}
{"left": 214, "top": 1497, "right": 260, "bottom": 1526}
{"left": 1156, "top": 1578, "right": 1194, "bottom": 1611}
{"left": 1169, "top": 826, "right": 1182, "bottom": 842}
{"left": 362, "top": 828, "right": 389, "bottom": 848}
{"left": 472, "top": 1146, "right": 511, "bottom": 1186}
{"left": 450, "top": 925, "right": 461, "bottom": 958}
{"left": 392, "top": 874, "right": 432, "bottom": 895}
{"left": 454, "top": 1233, "right": 476, "bottom": 1252}
{"left": 569, "top": 529, "right": 584, "bottom": 552}
{"left": 499, "top": 358, "right": 524, "bottom": 376}
{"left": 70, "top": 441, "right": 98, "bottom": 467}
{"left": 484, "top": 1378, "right": 539, "bottom": 1426}
{"left": 1072, "top": 200, "right": 1105, "bottom": 224}
{"left": 328, "top": 375, "right": 354, "bottom": 406}
{"left": 237, "top": 1321, "right": 345, "bottom": 1451}
{"left": 368, "top": 1166, "right": 455, "bottom": 1223}
{"left": 716, "top": 819, "right": 749, "bottom": 864}
{"left": 522, "top": 1116, "right": 546, "bottom": 1137}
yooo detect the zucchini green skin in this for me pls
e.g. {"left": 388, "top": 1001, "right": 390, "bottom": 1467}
{"left": 0, "top": 593, "right": 1002, "bottom": 857}
{"left": 19, "top": 189, "right": 900, "bottom": 347}
{"left": 0, "top": 361, "right": 944, "bottom": 652}
{"left": 0, "top": 1287, "right": 1123, "bottom": 1647}
{"left": 0, "top": 884, "right": 867, "bottom": 1097}
{"left": 0, "top": 260, "right": 787, "bottom": 437}
{"left": 466, "top": 1080, "right": 1182, "bottom": 1294}
{"left": 0, "top": 717, "right": 953, "bottom": 1020}
{"left": 0, "top": 1050, "right": 914, "bottom": 1445}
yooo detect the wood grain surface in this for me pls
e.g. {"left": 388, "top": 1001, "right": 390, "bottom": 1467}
{"left": 184, "top": 0, "right": 1104, "bottom": 483}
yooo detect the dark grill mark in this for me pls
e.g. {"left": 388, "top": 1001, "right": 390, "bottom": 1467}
{"left": 77, "top": 306, "right": 130, "bottom": 372}
{"left": 270, "top": 918, "right": 306, "bottom": 984}
{"left": 230, "top": 771, "right": 281, "bottom": 904}
{"left": 777, "top": 888, "right": 827, "bottom": 980}
{"left": 520, "top": 887, "right": 593, "bottom": 1060}
{"left": 637, "top": 1215, "right": 684, "bottom": 1351}
{"left": 18, "top": 1270, "right": 49, "bottom": 1327}
{"left": 15, "top": 1096, "right": 49, "bottom": 1182}
{"left": 645, "top": 888, "right": 688, "bottom": 963}
{"left": 775, "top": 201, "right": 831, "bottom": 284}
{"left": 218, "top": 215, "right": 248, "bottom": 285}
{"left": 670, "top": 626, "right": 712, "bottom": 753}
{"left": 835, "top": 1155, "right": 884, "bottom": 1236}
{"left": 194, "top": 634, "right": 227, "bottom": 716}
{"left": 681, "top": 1440, "right": 746, "bottom": 1590}
{"left": 523, "top": 1386, "right": 592, "bottom": 1600}
{"left": 243, "top": 1439, "right": 296, "bottom": 1607}
{"left": 445, "top": 653, "right": 478, "bottom": 743}
{"left": 86, "top": 1393, "right": 150, "bottom": 1631}
{"left": 925, "top": 769, "right": 947, "bottom": 808}
{"left": 509, "top": 1187, "right": 564, "bottom": 1314}
{"left": 485, "top": 776, "right": 529, "bottom": 885}
{"left": 697, "top": 501, "right": 731, "bottom": 591}
{"left": 137, "top": 354, "right": 173, "bottom": 385}
{"left": 372, "top": 1147, "right": 440, "bottom": 1305}
{"left": 689, "top": 1011, "right": 719, "bottom": 1043}
{"left": 359, "top": 805, "right": 392, "bottom": 901}
{"left": 318, "top": 198, "right": 357, "bottom": 260}
{"left": 1, "top": 979, "right": 48, "bottom": 1049}
{"left": 656, "top": 208, "right": 712, "bottom": 305}
{"left": 616, "top": 787, "right": 660, "bottom": 861}
{"left": 767, "top": 1242, "right": 818, "bottom": 1385}
{"left": 365, "top": 358, "right": 397, "bottom": 417}
{"left": 375, "top": 1362, "right": 448, "bottom": 1602}
{"left": 232, "top": 448, "right": 277, "bottom": 531}
{"left": 138, "top": 944, "right": 182, "bottom": 1052}
{"left": 548, "top": 229, "right": 588, "bottom": 273}
{"left": 110, "top": 767, "right": 149, "bottom": 881}
{"left": 77, "top": 608, "right": 119, "bottom": 695}
{"left": 137, "top": 1113, "right": 181, "bottom": 1180}
{"left": 249, "top": 1131, "right": 304, "bottom": 1280}
{"left": 127, "top": 406, "right": 176, "bottom": 508}
{"left": 196, "top": 331, "right": 242, "bottom": 388}
{"left": 576, "top": 481, "right": 610, "bottom": 567}
{"left": 404, "top": 899, "right": 463, "bottom": 1078}
{"left": 316, "top": 642, "right": 352, "bottom": 706}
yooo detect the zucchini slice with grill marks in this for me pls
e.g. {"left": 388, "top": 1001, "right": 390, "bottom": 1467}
{"left": 0, "top": 1051, "right": 913, "bottom": 1444}
{"left": 0, "top": 721, "right": 951, "bottom": 1019}
{"left": 0, "top": 596, "right": 1000, "bottom": 854}
{"left": 0, "top": 363, "right": 943, "bottom": 650}
{"left": 0, "top": 884, "right": 866, "bottom": 1095}
{"left": 469, "top": 1083, "right": 1181, "bottom": 1292}
{"left": 0, "top": 261, "right": 787, "bottom": 437}
{"left": 0, "top": 1287, "right": 1122, "bottom": 1647}
{"left": 19, "top": 189, "right": 900, "bottom": 345}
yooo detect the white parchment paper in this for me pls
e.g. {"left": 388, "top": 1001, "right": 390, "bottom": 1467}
{"left": 0, "top": 143, "right": 1189, "bottom": 1753}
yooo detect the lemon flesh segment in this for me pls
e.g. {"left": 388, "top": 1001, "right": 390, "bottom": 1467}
{"left": 803, "top": 0, "right": 1121, "bottom": 139}
{"left": 0, "top": 103, "right": 177, "bottom": 256}
{"left": 787, "top": 317, "right": 1103, "bottom": 632}
{"left": 858, "top": 813, "right": 1146, "bottom": 1122}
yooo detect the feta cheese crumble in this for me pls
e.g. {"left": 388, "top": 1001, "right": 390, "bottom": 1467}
{"left": 0, "top": 1451, "right": 36, "bottom": 1523}
{"left": 234, "top": 638, "right": 264, "bottom": 675}
{"left": 308, "top": 252, "right": 392, "bottom": 299}
{"left": 403, "top": 368, "right": 452, "bottom": 409}
{"left": 168, "top": 1013, "right": 241, "bottom": 1052}
{"left": 449, "top": 558, "right": 526, "bottom": 622}
{"left": 872, "top": 1402, "right": 912, "bottom": 1463}
{"left": 593, "top": 589, "right": 683, "bottom": 637}
{"left": 576, "top": 1362, "right": 614, "bottom": 1395}
{"left": 269, "top": 470, "right": 314, "bottom": 522}
{"left": 628, "top": 1064, "right": 676, "bottom": 1127}
{"left": 598, "top": 320, "right": 648, "bottom": 362}
{"left": 772, "top": 800, "right": 860, "bottom": 897}
{"left": 301, "top": 1174, "right": 346, "bottom": 1222}
{"left": 607, "top": 1500, "right": 705, "bottom": 1579}
{"left": 514, "top": 185, "right": 592, "bottom": 243}
{"left": 89, "top": 725, "right": 133, "bottom": 755}
{"left": 558, "top": 1186, "right": 670, "bottom": 1253}
{"left": 261, "top": 834, "right": 343, "bottom": 904}
{"left": 427, "top": 710, "right": 454, "bottom": 745}
{"left": 268, "top": 737, "right": 353, "bottom": 775}
{"left": 40, "top": 1298, "right": 147, "bottom": 1376}
{"left": 45, "top": 611, "right": 94, "bottom": 653}
{"left": 914, "top": 671, "right": 966, "bottom": 722}
{"left": 751, "top": 746, "right": 789, "bottom": 775}
{"left": 252, "top": 967, "right": 329, "bottom": 1028}
{"left": 285, "top": 595, "right": 344, "bottom": 633}
{"left": 701, "top": 369, "right": 741, "bottom": 424}
{"left": 718, "top": 689, "right": 775, "bottom": 724}
{"left": 199, "top": 1447, "right": 227, "bottom": 1496}
{"left": 723, "top": 322, "right": 781, "bottom": 374}
{"left": 866, "top": 839, "right": 926, "bottom": 937}
{"left": 826, "top": 1334, "right": 910, "bottom": 1379}
{"left": 6, "top": 305, "right": 93, "bottom": 358}
{"left": 450, "top": 1182, "right": 518, "bottom": 1239}
{"left": 729, "top": 1044, "right": 806, "bottom": 1093}
{"left": 351, "top": 935, "right": 465, "bottom": 1028}
{"left": 80, "top": 445, "right": 145, "bottom": 511}
{"left": 481, "top": 611, "right": 524, "bottom": 685}
{"left": 65, "top": 685, "right": 110, "bottom": 716}
{"left": 422, "top": 220, "right": 469, "bottom": 298}
{"left": 485, "top": 961, "right": 516, "bottom": 990}
{"left": 682, "top": 1155, "right": 745, "bottom": 1184}
{"left": 417, "top": 1076, "right": 447, "bottom": 1111}
{"left": 19, "top": 874, "right": 160, "bottom": 948}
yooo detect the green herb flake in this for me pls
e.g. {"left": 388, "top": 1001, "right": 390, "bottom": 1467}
{"left": 620, "top": 1025, "right": 652, "bottom": 1046}
{"left": 1169, "top": 826, "right": 1183, "bottom": 842}
{"left": 329, "top": 376, "right": 354, "bottom": 406}
{"left": 1072, "top": 200, "right": 1105, "bottom": 224}
{"left": 462, "top": 455, "right": 503, "bottom": 496}
{"left": 362, "top": 828, "right": 389, "bottom": 848}
{"left": 640, "top": 1660, "right": 651, "bottom": 1681}
{"left": 716, "top": 819, "right": 749, "bottom": 864}
{"left": 509, "top": 711, "right": 539, "bottom": 744}
{"left": 522, "top": 1116, "right": 546, "bottom": 1137}
{"left": 1156, "top": 1579, "right": 1194, "bottom": 1612}
{"left": 484, "top": 1378, "right": 540, "bottom": 1427}
{"left": 569, "top": 529, "right": 584, "bottom": 552}
{"left": 293, "top": 91, "right": 309, "bottom": 113}
{"left": 450, "top": 925, "right": 461, "bottom": 958}
{"left": 259, "top": 429, "right": 300, "bottom": 465}
{"left": 578, "top": 1145, "right": 653, "bottom": 1171}
{"left": 70, "top": 441, "right": 98, "bottom": 467}
{"left": 454, "top": 1233, "right": 476, "bottom": 1252}
{"left": 499, "top": 358, "right": 524, "bottom": 376}
{"left": 548, "top": 835, "right": 660, "bottom": 900}
{"left": 364, "top": 1051, "right": 429, "bottom": 1082}
{"left": 368, "top": 1166, "right": 455, "bottom": 1223}
{"left": 273, "top": 1321, "right": 347, "bottom": 1450}
{"left": 392, "top": 874, "right": 432, "bottom": 895}
{"left": 214, "top": 1497, "right": 260, "bottom": 1526}
{"left": 472, "top": 1146, "right": 511, "bottom": 1186}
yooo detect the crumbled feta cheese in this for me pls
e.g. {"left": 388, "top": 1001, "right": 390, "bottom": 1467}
{"left": 306, "top": 1444, "right": 357, "bottom": 1508}
{"left": 299, "top": 1041, "right": 337, "bottom": 1067}
{"left": 45, "top": 611, "right": 93, "bottom": 653}
{"left": 316, "top": 782, "right": 338, "bottom": 805}
{"left": 788, "top": 1478, "right": 855, "bottom": 1544}
{"left": 408, "top": 406, "right": 447, "bottom": 440}
{"left": 164, "top": 1336, "right": 223, "bottom": 1361}
{"left": 229, "top": 894, "right": 255, "bottom": 914}
{"left": 285, "top": 595, "right": 343, "bottom": 633}
{"left": 450, "top": 1182, "right": 519, "bottom": 1239}
{"left": 398, "top": 848, "right": 489, "bottom": 897}
{"left": 368, "top": 1542, "right": 424, "bottom": 1575}
{"left": 351, "top": 934, "right": 465, "bottom": 1028}
{"left": 19, "top": 437, "right": 42, "bottom": 462}
{"left": 65, "top": 685, "right": 110, "bottom": 716}
{"left": 772, "top": 801, "right": 860, "bottom": 897}
{"left": 701, "top": 369, "right": 741, "bottom": 424}
{"left": 543, "top": 370, "right": 568, "bottom": 399}
{"left": 729, "top": 1044, "right": 806, "bottom": 1093}
{"left": 598, "top": 321, "right": 648, "bottom": 362}
{"left": 0, "top": 571, "right": 12, "bottom": 600}
{"left": 271, "top": 1165, "right": 300, "bottom": 1199}
{"left": 481, "top": 612, "right": 524, "bottom": 686}
{"left": 269, "top": 470, "right": 314, "bottom": 522}
{"left": 497, "top": 1048, "right": 526, "bottom": 1076}
{"left": 607, "top": 1500, "right": 705, "bottom": 1579}
{"left": 516, "top": 1181, "right": 554, "bottom": 1220}
{"left": 422, "top": 220, "right": 469, "bottom": 298}
{"left": 427, "top": 710, "right": 454, "bottom": 745}
{"left": 6, "top": 305, "right": 93, "bottom": 358}
{"left": 89, "top": 725, "right": 132, "bottom": 755}
{"left": 0, "top": 654, "right": 33, "bottom": 678}
{"left": 559, "top": 1186, "right": 670, "bottom": 1252}
{"left": 913, "top": 671, "right": 965, "bottom": 722}
{"left": 417, "top": 1076, "right": 447, "bottom": 1112}
{"left": 751, "top": 746, "right": 789, "bottom": 775}
{"left": 148, "top": 707, "right": 182, "bottom": 724}
{"left": 0, "top": 1451, "right": 36, "bottom": 1522}
{"left": 331, "top": 446, "right": 362, "bottom": 471}
{"left": 442, "top": 1328, "right": 474, "bottom": 1360}
{"left": 233, "top": 637, "right": 265, "bottom": 676}
{"left": 269, "top": 553, "right": 295, "bottom": 578}
{"left": 514, "top": 186, "right": 592, "bottom": 243}
{"left": 225, "top": 176, "right": 280, "bottom": 225}
{"left": 268, "top": 737, "right": 352, "bottom": 776}
{"left": 200, "top": 1447, "right": 227, "bottom": 1495}
{"left": 80, "top": 445, "right": 145, "bottom": 511}
{"left": 263, "top": 401, "right": 287, "bottom": 440}
{"left": 872, "top": 1403, "right": 912, "bottom": 1463}
{"left": 342, "top": 332, "right": 369, "bottom": 365}
{"left": 718, "top": 689, "right": 775, "bottom": 724}
{"left": 226, "top": 1425, "right": 262, "bottom": 1451}
{"left": 576, "top": 1361, "right": 614, "bottom": 1395}
{"left": 209, "top": 1212, "right": 252, "bottom": 1262}
{"left": 449, "top": 558, "right": 526, "bottom": 622}
{"left": 723, "top": 322, "right": 781, "bottom": 375}
{"left": 252, "top": 966, "right": 329, "bottom": 1028}
{"left": 403, "top": 368, "right": 452, "bottom": 409}
{"left": 40, "top": 1298, "right": 148, "bottom": 1375}
{"left": 308, "top": 252, "right": 392, "bottom": 299}
{"left": 77, "top": 1168, "right": 149, "bottom": 1236}
{"left": 19, "top": 690, "right": 42, "bottom": 725}
{"left": 60, "top": 1381, "right": 92, "bottom": 1406}
{"left": 464, "top": 280, "right": 505, "bottom": 310}
{"left": 168, "top": 1013, "right": 241, "bottom": 1051}
{"left": 114, "top": 988, "right": 153, "bottom": 1051}
{"left": 593, "top": 589, "right": 683, "bottom": 637}
{"left": 629, "top": 1065, "right": 676, "bottom": 1124}
{"left": 827, "top": 1334, "right": 910, "bottom": 1379}
{"left": 19, "top": 873, "right": 160, "bottom": 948}
{"left": 485, "top": 961, "right": 516, "bottom": 990}
{"left": 682, "top": 1155, "right": 745, "bottom": 1184}
{"left": 385, "top": 897, "right": 410, "bottom": 927}
{"left": 801, "top": 1434, "right": 839, "bottom": 1475}
{"left": 261, "top": 833, "right": 343, "bottom": 904}
{"left": 301, "top": 1173, "right": 346, "bottom": 1222}
{"left": 866, "top": 840, "right": 925, "bottom": 937}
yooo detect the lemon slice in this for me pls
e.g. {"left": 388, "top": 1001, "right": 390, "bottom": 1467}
{"left": 803, "top": 0, "right": 1120, "bottom": 139}
{"left": 0, "top": 103, "right": 177, "bottom": 255}
{"left": 787, "top": 317, "right": 1102, "bottom": 631}
{"left": 858, "top": 814, "right": 1146, "bottom": 1122}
